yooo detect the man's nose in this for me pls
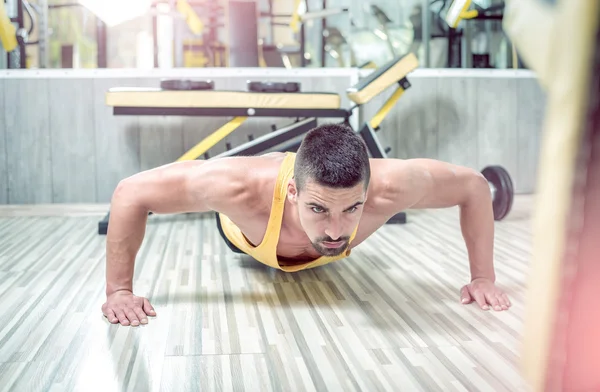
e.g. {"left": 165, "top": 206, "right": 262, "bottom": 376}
{"left": 325, "top": 218, "right": 343, "bottom": 240}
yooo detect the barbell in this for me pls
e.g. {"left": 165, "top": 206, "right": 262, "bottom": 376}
{"left": 481, "top": 165, "right": 514, "bottom": 221}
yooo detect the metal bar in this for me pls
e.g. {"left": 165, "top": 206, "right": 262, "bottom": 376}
{"left": 300, "top": 23, "right": 306, "bottom": 67}
{"left": 37, "top": 0, "right": 48, "bottom": 68}
{"left": 320, "top": 0, "right": 326, "bottom": 67}
{"left": 214, "top": 117, "right": 317, "bottom": 158}
{"left": 96, "top": 18, "right": 107, "bottom": 68}
{"left": 358, "top": 122, "right": 388, "bottom": 158}
{"left": 301, "top": 8, "right": 347, "bottom": 21}
{"left": 267, "top": 0, "right": 274, "bottom": 44}
{"left": 421, "top": 0, "right": 430, "bottom": 67}
{"left": 48, "top": 3, "right": 80, "bottom": 8}
{"left": 260, "top": 12, "right": 291, "bottom": 18}
{"left": 16, "top": 0, "right": 25, "bottom": 68}
{"left": 113, "top": 107, "right": 350, "bottom": 118}
{"left": 369, "top": 84, "right": 406, "bottom": 130}
{"left": 177, "top": 116, "right": 248, "bottom": 161}
{"left": 462, "top": 20, "right": 472, "bottom": 68}
{"left": 472, "top": 15, "right": 503, "bottom": 20}
{"left": 152, "top": 14, "right": 159, "bottom": 68}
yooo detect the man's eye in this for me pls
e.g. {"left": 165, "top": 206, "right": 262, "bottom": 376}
{"left": 347, "top": 207, "right": 358, "bottom": 213}
{"left": 312, "top": 207, "right": 324, "bottom": 213}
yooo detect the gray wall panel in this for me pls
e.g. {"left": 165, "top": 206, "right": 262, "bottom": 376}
{"left": 477, "top": 78, "right": 519, "bottom": 186}
{"left": 436, "top": 77, "right": 479, "bottom": 170}
{"left": 0, "top": 79, "right": 6, "bottom": 204}
{"left": 137, "top": 78, "right": 185, "bottom": 170}
{"left": 48, "top": 79, "right": 97, "bottom": 203}
{"left": 376, "top": 77, "right": 439, "bottom": 159}
{"left": 516, "top": 78, "right": 545, "bottom": 194}
{"left": 0, "top": 70, "right": 545, "bottom": 204}
{"left": 94, "top": 78, "right": 141, "bottom": 203}
{"left": 4, "top": 79, "right": 53, "bottom": 204}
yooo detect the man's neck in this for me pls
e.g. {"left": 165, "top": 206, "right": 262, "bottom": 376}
{"left": 281, "top": 195, "right": 304, "bottom": 236}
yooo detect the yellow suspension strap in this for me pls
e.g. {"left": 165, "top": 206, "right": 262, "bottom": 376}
{"left": 0, "top": 1, "right": 17, "bottom": 52}
{"left": 446, "top": 0, "right": 479, "bottom": 28}
{"left": 177, "top": 116, "right": 248, "bottom": 161}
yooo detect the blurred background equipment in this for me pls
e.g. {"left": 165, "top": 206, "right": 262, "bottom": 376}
{"left": 0, "top": 0, "right": 525, "bottom": 70}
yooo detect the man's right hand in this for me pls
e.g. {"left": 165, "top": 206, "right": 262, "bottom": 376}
{"left": 101, "top": 290, "right": 156, "bottom": 326}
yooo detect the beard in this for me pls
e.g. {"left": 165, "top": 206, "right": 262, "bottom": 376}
{"left": 311, "top": 236, "right": 350, "bottom": 256}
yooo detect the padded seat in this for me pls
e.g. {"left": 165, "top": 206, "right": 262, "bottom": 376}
{"left": 105, "top": 88, "right": 341, "bottom": 110}
{"left": 346, "top": 52, "right": 419, "bottom": 105}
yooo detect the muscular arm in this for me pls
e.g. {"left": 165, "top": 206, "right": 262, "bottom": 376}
{"left": 105, "top": 158, "right": 250, "bottom": 296}
{"left": 383, "top": 159, "right": 496, "bottom": 282}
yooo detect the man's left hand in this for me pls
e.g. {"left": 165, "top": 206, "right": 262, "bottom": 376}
{"left": 460, "top": 278, "right": 511, "bottom": 311}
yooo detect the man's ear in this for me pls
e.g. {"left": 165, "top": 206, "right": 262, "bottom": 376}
{"left": 287, "top": 179, "right": 298, "bottom": 203}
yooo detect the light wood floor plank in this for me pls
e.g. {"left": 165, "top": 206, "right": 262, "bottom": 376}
{"left": 0, "top": 196, "right": 534, "bottom": 391}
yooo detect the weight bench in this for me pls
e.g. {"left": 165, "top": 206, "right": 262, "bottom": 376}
{"left": 105, "top": 81, "right": 350, "bottom": 162}
{"left": 99, "top": 80, "right": 351, "bottom": 234}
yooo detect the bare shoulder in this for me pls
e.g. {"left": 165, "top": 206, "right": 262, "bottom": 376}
{"left": 366, "top": 158, "right": 420, "bottom": 213}
{"left": 193, "top": 153, "right": 285, "bottom": 215}
{"left": 367, "top": 157, "right": 483, "bottom": 211}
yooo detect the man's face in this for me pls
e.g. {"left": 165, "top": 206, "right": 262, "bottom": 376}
{"left": 288, "top": 178, "right": 367, "bottom": 256}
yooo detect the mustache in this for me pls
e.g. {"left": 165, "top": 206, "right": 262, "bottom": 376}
{"left": 318, "top": 236, "right": 350, "bottom": 242}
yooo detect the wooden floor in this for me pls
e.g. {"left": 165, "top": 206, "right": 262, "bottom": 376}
{"left": 0, "top": 196, "right": 534, "bottom": 392}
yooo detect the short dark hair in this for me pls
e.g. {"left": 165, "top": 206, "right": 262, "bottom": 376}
{"left": 294, "top": 123, "right": 370, "bottom": 193}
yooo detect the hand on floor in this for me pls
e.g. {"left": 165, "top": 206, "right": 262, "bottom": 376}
{"left": 460, "top": 278, "right": 511, "bottom": 311}
{"left": 102, "top": 290, "right": 156, "bottom": 326}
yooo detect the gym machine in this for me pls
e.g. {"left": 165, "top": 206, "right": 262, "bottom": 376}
{"left": 0, "top": 0, "right": 33, "bottom": 69}
{"left": 444, "top": 0, "right": 513, "bottom": 68}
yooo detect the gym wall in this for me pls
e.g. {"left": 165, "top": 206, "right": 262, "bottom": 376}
{"left": 0, "top": 67, "right": 545, "bottom": 205}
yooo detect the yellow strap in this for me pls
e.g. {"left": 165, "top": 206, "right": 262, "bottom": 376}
{"left": 460, "top": 9, "right": 479, "bottom": 19}
{"left": 289, "top": 0, "right": 303, "bottom": 33}
{"left": 369, "top": 86, "right": 405, "bottom": 130}
{"left": 0, "top": 1, "right": 17, "bottom": 52}
{"left": 177, "top": 117, "right": 247, "bottom": 161}
{"left": 177, "top": 0, "right": 204, "bottom": 35}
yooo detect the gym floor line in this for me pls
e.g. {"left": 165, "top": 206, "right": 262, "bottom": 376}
{"left": 0, "top": 195, "right": 532, "bottom": 392}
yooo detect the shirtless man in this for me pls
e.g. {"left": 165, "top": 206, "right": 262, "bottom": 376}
{"left": 101, "top": 124, "right": 512, "bottom": 326}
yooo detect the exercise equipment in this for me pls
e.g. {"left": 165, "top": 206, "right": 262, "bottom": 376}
{"left": 247, "top": 81, "right": 300, "bottom": 93}
{"left": 501, "top": 0, "right": 600, "bottom": 391}
{"left": 0, "top": 1, "right": 18, "bottom": 53}
{"left": 481, "top": 166, "right": 513, "bottom": 221}
{"left": 445, "top": 0, "right": 503, "bottom": 29}
{"left": 160, "top": 79, "right": 214, "bottom": 91}
{"left": 444, "top": 0, "right": 508, "bottom": 68}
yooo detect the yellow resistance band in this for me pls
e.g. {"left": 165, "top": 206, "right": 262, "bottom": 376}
{"left": 0, "top": 1, "right": 17, "bottom": 52}
{"left": 177, "top": 116, "right": 247, "bottom": 161}
{"left": 369, "top": 86, "right": 405, "bottom": 130}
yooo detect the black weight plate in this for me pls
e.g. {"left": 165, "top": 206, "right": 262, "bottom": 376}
{"left": 481, "top": 165, "right": 514, "bottom": 221}
{"left": 247, "top": 81, "right": 300, "bottom": 93}
{"left": 160, "top": 79, "right": 215, "bottom": 91}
